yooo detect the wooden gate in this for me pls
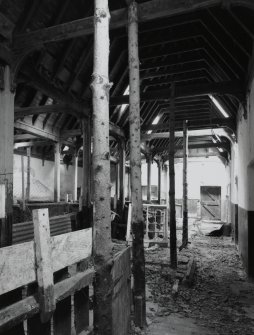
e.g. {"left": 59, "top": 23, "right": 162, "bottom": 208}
{"left": 200, "top": 186, "right": 221, "bottom": 220}
{"left": 0, "top": 208, "right": 132, "bottom": 334}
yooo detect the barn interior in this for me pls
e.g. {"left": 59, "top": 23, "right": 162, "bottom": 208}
{"left": 0, "top": 0, "right": 254, "bottom": 334}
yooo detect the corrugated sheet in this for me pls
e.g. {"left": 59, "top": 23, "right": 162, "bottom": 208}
{"left": 12, "top": 214, "right": 73, "bottom": 244}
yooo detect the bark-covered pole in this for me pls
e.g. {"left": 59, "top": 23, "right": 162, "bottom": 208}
{"left": 147, "top": 154, "right": 152, "bottom": 202}
{"left": 169, "top": 83, "right": 177, "bottom": 269}
{"left": 182, "top": 120, "right": 189, "bottom": 248}
{"left": 128, "top": 1, "right": 146, "bottom": 327}
{"left": 26, "top": 147, "right": 31, "bottom": 201}
{"left": 90, "top": 1, "right": 113, "bottom": 334}
{"left": 157, "top": 160, "right": 162, "bottom": 204}
{"left": 82, "top": 117, "right": 92, "bottom": 228}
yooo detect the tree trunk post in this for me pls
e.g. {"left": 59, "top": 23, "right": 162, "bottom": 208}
{"left": 119, "top": 138, "right": 126, "bottom": 213}
{"left": 21, "top": 155, "right": 25, "bottom": 211}
{"left": 182, "top": 120, "right": 189, "bottom": 248}
{"left": 54, "top": 142, "right": 60, "bottom": 202}
{"left": 73, "top": 152, "right": 78, "bottom": 202}
{"left": 91, "top": 1, "right": 113, "bottom": 333}
{"left": 157, "top": 160, "right": 162, "bottom": 204}
{"left": 169, "top": 83, "right": 177, "bottom": 269}
{"left": 0, "top": 65, "right": 14, "bottom": 247}
{"left": 128, "top": 1, "right": 146, "bottom": 327}
{"left": 82, "top": 117, "right": 92, "bottom": 227}
{"left": 26, "top": 147, "right": 31, "bottom": 202}
{"left": 147, "top": 154, "right": 152, "bottom": 202}
{"left": 0, "top": 66, "right": 25, "bottom": 334}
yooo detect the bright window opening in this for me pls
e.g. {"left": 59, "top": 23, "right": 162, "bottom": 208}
{"left": 146, "top": 115, "right": 161, "bottom": 135}
{"left": 209, "top": 95, "right": 229, "bottom": 118}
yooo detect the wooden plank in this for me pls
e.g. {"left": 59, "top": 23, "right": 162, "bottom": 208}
{"left": 0, "top": 228, "right": 92, "bottom": 295}
{"left": 0, "top": 269, "right": 94, "bottom": 333}
{"left": 112, "top": 247, "right": 131, "bottom": 335}
{"left": 33, "top": 209, "right": 55, "bottom": 322}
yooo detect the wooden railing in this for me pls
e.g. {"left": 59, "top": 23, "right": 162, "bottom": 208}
{"left": 0, "top": 208, "right": 131, "bottom": 335}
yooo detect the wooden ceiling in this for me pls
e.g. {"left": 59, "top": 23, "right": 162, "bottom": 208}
{"left": 1, "top": 0, "right": 254, "bottom": 162}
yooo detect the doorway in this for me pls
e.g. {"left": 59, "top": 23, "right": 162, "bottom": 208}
{"left": 200, "top": 186, "right": 221, "bottom": 221}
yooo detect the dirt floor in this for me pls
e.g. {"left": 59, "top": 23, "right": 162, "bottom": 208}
{"left": 133, "top": 220, "right": 254, "bottom": 335}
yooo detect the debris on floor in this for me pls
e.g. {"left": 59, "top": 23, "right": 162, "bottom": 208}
{"left": 143, "top": 221, "right": 254, "bottom": 335}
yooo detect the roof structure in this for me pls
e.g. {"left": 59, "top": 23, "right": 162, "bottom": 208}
{"left": 1, "top": 0, "right": 254, "bottom": 162}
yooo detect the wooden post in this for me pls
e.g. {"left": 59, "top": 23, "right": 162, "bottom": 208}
{"left": 169, "top": 83, "right": 177, "bottom": 269}
{"left": 0, "top": 66, "right": 25, "bottom": 335}
{"left": 0, "top": 65, "right": 14, "bottom": 247}
{"left": 128, "top": 1, "right": 146, "bottom": 327}
{"left": 147, "top": 154, "right": 152, "bottom": 202}
{"left": 33, "top": 208, "right": 55, "bottom": 323}
{"left": 182, "top": 120, "right": 188, "bottom": 248}
{"left": 157, "top": 160, "right": 162, "bottom": 204}
{"left": 26, "top": 147, "right": 31, "bottom": 201}
{"left": 21, "top": 155, "right": 25, "bottom": 211}
{"left": 54, "top": 142, "right": 60, "bottom": 202}
{"left": 119, "top": 138, "right": 126, "bottom": 212}
{"left": 82, "top": 117, "right": 92, "bottom": 228}
{"left": 90, "top": 1, "right": 113, "bottom": 333}
{"left": 73, "top": 152, "right": 78, "bottom": 202}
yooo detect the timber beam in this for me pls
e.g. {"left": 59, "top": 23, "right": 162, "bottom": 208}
{"left": 14, "top": 134, "right": 38, "bottom": 141}
{"left": 110, "top": 81, "right": 244, "bottom": 105}
{"left": 12, "top": 0, "right": 254, "bottom": 53}
{"left": 0, "top": 13, "right": 14, "bottom": 40}
{"left": 142, "top": 118, "right": 235, "bottom": 132}
{"left": 152, "top": 142, "right": 230, "bottom": 154}
{"left": 14, "top": 141, "right": 50, "bottom": 149}
{"left": 15, "top": 120, "right": 73, "bottom": 145}
{"left": 61, "top": 122, "right": 125, "bottom": 139}
{"left": 14, "top": 104, "right": 74, "bottom": 119}
{"left": 141, "top": 128, "right": 234, "bottom": 142}
{"left": 20, "top": 66, "right": 90, "bottom": 117}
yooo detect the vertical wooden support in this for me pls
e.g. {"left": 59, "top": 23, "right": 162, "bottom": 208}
{"left": 169, "top": 83, "right": 177, "bottom": 269}
{"left": 0, "top": 65, "right": 14, "bottom": 247}
{"left": 119, "top": 138, "right": 126, "bottom": 212}
{"left": 91, "top": 1, "right": 113, "bottom": 333}
{"left": 21, "top": 155, "right": 25, "bottom": 211}
{"left": 73, "top": 153, "right": 78, "bottom": 202}
{"left": 0, "top": 67, "right": 24, "bottom": 335}
{"left": 82, "top": 117, "right": 92, "bottom": 228}
{"left": 147, "top": 155, "right": 152, "bottom": 202}
{"left": 54, "top": 142, "right": 61, "bottom": 202}
{"left": 33, "top": 208, "right": 55, "bottom": 323}
{"left": 115, "top": 162, "right": 119, "bottom": 210}
{"left": 182, "top": 120, "right": 189, "bottom": 248}
{"left": 26, "top": 147, "right": 31, "bottom": 201}
{"left": 128, "top": 1, "right": 146, "bottom": 327}
{"left": 157, "top": 160, "right": 162, "bottom": 204}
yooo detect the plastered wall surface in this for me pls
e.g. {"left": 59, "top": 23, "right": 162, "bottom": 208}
{"left": 13, "top": 154, "right": 82, "bottom": 202}
{"left": 236, "top": 76, "right": 254, "bottom": 276}
{"left": 141, "top": 156, "right": 230, "bottom": 221}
